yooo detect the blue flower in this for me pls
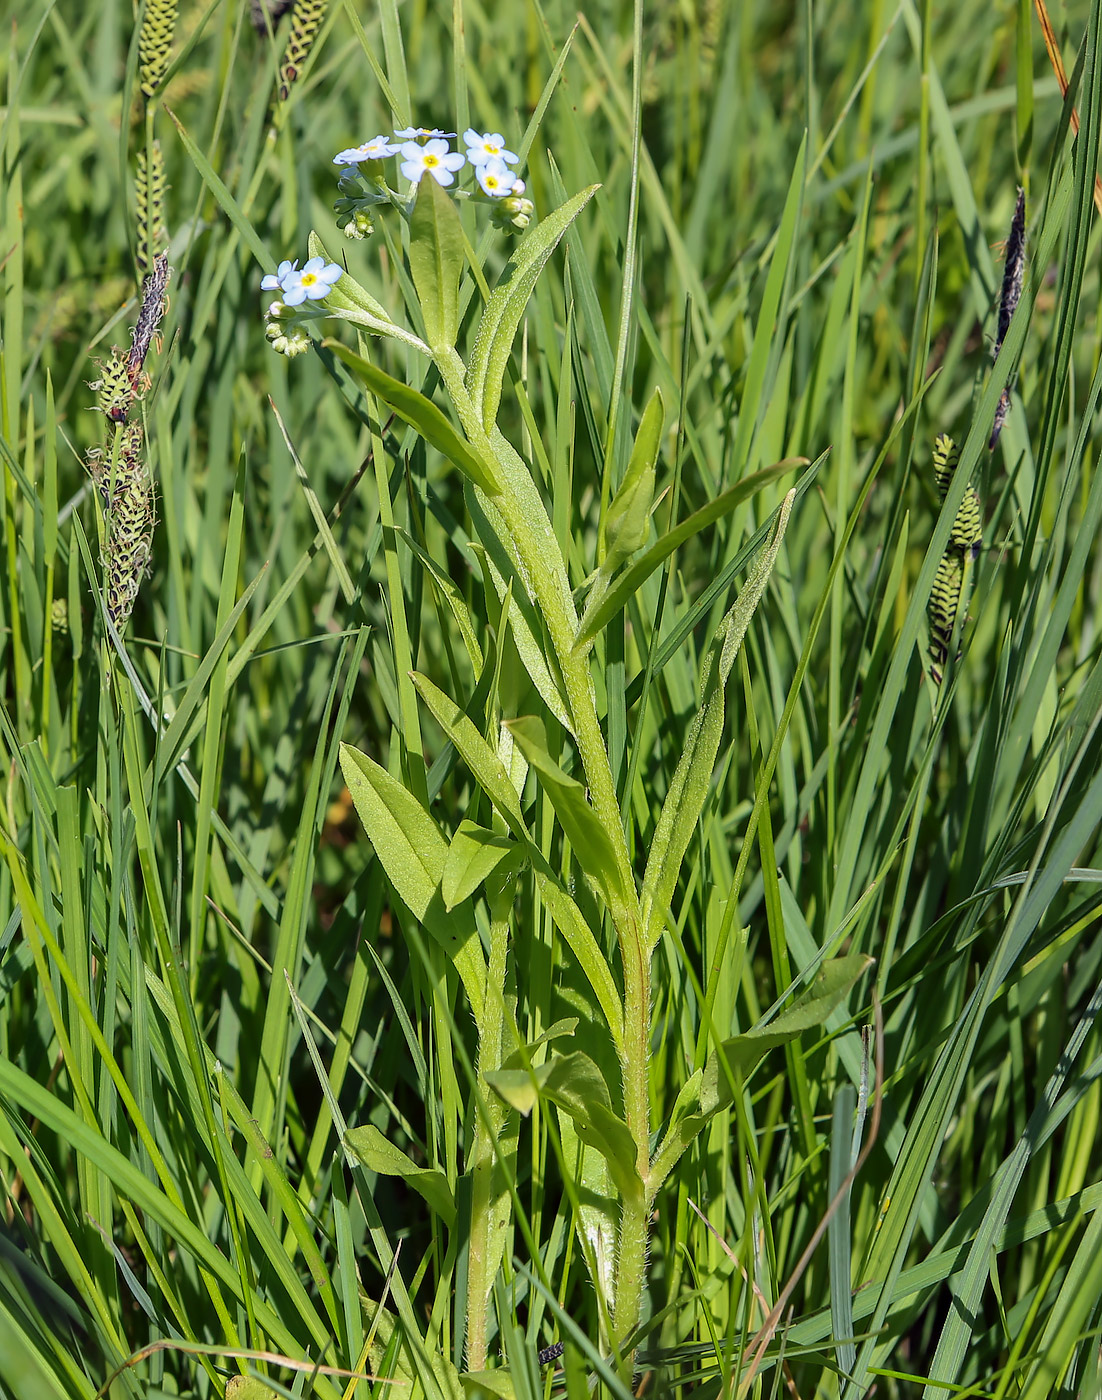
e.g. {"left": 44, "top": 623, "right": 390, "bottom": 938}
{"left": 333, "top": 135, "right": 401, "bottom": 165}
{"left": 463, "top": 129, "right": 518, "bottom": 167}
{"left": 400, "top": 138, "right": 466, "bottom": 187}
{"left": 280, "top": 256, "right": 342, "bottom": 305}
{"left": 394, "top": 126, "right": 455, "bottom": 142}
{"left": 475, "top": 158, "right": 514, "bottom": 197}
{"left": 261, "top": 259, "right": 298, "bottom": 291}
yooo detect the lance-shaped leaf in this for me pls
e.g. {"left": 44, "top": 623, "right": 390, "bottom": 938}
{"left": 408, "top": 173, "right": 464, "bottom": 351}
{"left": 641, "top": 489, "right": 796, "bottom": 951}
{"left": 506, "top": 715, "right": 632, "bottom": 919}
{"left": 466, "top": 185, "right": 599, "bottom": 428}
{"left": 308, "top": 229, "right": 393, "bottom": 323}
{"left": 601, "top": 387, "right": 663, "bottom": 575}
{"left": 467, "top": 533, "right": 572, "bottom": 734}
{"left": 576, "top": 461, "right": 803, "bottom": 651}
{"left": 442, "top": 819, "right": 520, "bottom": 911}
{"left": 339, "top": 743, "right": 487, "bottom": 1022}
{"left": 486, "top": 1051, "right": 642, "bottom": 1203}
{"left": 649, "top": 954, "right": 872, "bottom": 1191}
{"left": 325, "top": 343, "right": 502, "bottom": 496}
{"left": 411, "top": 673, "right": 624, "bottom": 1045}
{"left": 345, "top": 1124, "right": 456, "bottom": 1226}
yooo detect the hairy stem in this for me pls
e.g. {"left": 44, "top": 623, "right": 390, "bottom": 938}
{"left": 434, "top": 348, "right": 653, "bottom": 1346}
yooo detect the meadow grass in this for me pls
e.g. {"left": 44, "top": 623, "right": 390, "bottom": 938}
{"left": 1, "top": 0, "right": 1102, "bottom": 1396}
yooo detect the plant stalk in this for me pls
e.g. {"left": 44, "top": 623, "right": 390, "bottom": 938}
{"left": 434, "top": 348, "right": 654, "bottom": 1350}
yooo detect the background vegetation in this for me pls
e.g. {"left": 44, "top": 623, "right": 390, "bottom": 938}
{"left": 1, "top": 0, "right": 1102, "bottom": 1396}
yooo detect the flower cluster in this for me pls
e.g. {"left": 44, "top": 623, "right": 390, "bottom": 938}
{"left": 331, "top": 123, "right": 533, "bottom": 238}
{"left": 260, "top": 257, "right": 342, "bottom": 357}
{"left": 262, "top": 256, "right": 342, "bottom": 306}
{"left": 260, "top": 121, "right": 536, "bottom": 358}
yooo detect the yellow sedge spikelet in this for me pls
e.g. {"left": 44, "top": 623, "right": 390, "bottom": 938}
{"left": 92, "top": 350, "right": 134, "bottom": 424}
{"left": 101, "top": 423, "right": 155, "bottom": 629}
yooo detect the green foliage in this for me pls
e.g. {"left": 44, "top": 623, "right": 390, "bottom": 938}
{"left": 2, "top": 1, "right": 1102, "bottom": 1399}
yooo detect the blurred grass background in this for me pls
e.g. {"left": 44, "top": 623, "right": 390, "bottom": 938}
{"left": 2, "top": 0, "right": 1102, "bottom": 1395}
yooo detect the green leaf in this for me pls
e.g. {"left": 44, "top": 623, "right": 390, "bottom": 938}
{"left": 325, "top": 343, "right": 502, "bottom": 496}
{"left": 506, "top": 716, "right": 631, "bottom": 917}
{"left": 308, "top": 229, "right": 393, "bottom": 323}
{"left": 485, "top": 1051, "right": 642, "bottom": 1203}
{"left": 442, "top": 820, "right": 520, "bottom": 911}
{"left": 576, "top": 460, "right": 803, "bottom": 651}
{"left": 462, "top": 1371, "right": 517, "bottom": 1400}
{"left": 641, "top": 490, "right": 796, "bottom": 950}
{"left": 410, "top": 674, "right": 625, "bottom": 1046}
{"left": 649, "top": 955, "right": 872, "bottom": 1190}
{"left": 165, "top": 105, "right": 269, "bottom": 269}
{"left": 708, "top": 954, "right": 873, "bottom": 1082}
{"left": 345, "top": 1124, "right": 457, "bottom": 1227}
{"left": 338, "top": 743, "right": 487, "bottom": 1023}
{"left": 410, "top": 672, "right": 526, "bottom": 829}
{"left": 225, "top": 1379, "right": 279, "bottom": 1399}
{"left": 466, "top": 185, "right": 600, "bottom": 428}
{"left": 408, "top": 173, "right": 464, "bottom": 350}
{"left": 601, "top": 387, "right": 663, "bottom": 573}
{"left": 528, "top": 874, "right": 624, "bottom": 1047}
{"left": 466, "top": 532, "right": 572, "bottom": 733}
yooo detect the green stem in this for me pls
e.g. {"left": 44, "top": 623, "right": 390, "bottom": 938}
{"left": 433, "top": 348, "right": 653, "bottom": 1353}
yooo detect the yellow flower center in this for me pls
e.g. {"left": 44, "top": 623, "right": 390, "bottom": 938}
{"left": 424, "top": 154, "right": 440, "bottom": 168}
{"left": 301, "top": 273, "right": 318, "bottom": 286}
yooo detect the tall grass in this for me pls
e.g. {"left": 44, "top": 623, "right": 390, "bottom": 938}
{"left": 1, "top": 0, "right": 1101, "bottom": 1397}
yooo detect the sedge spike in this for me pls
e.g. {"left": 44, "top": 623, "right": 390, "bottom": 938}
{"left": 278, "top": 0, "right": 327, "bottom": 101}
{"left": 102, "top": 424, "right": 156, "bottom": 630}
{"left": 250, "top": 0, "right": 295, "bottom": 34}
{"left": 990, "top": 188, "right": 1026, "bottom": 449}
{"left": 92, "top": 350, "right": 134, "bottom": 424}
{"left": 127, "top": 254, "right": 171, "bottom": 388}
{"left": 138, "top": 0, "right": 178, "bottom": 98}
{"left": 135, "top": 143, "right": 166, "bottom": 276}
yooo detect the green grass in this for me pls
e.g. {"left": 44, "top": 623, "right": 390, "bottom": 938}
{"left": 2, "top": 0, "right": 1102, "bottom": 1396}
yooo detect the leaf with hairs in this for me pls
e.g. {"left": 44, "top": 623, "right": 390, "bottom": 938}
{"left": 442, "top": 820, "right": 520, "bottom": 911}
{"left": 326, "top": 343, "right": 501, "bottom": 495}
{"left": 486, "top": 1051, "right": 642, "bottom": 1203}
{"left": 650, "top": 954, "right": 872, "bottom": 1190}
{"left": 408, "top": 174, "right": 464, "bottom": 350}
{"left": 576, "top": 461, "right": 803, "bottom": 650}
{"left": 506, "top": 716, "right": 631, "bottom": 918}
{"left": 466, "top": 185, "right": 599, "bottom": 427}
{"left": 339, "top": 743, "right": 487, "bottom": 1022}
{"left": 411, "top": 674, "right": 624, "bottom": 1044}
{"left": 345, "top": 1125, "right": 456, "bottom": 1226}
